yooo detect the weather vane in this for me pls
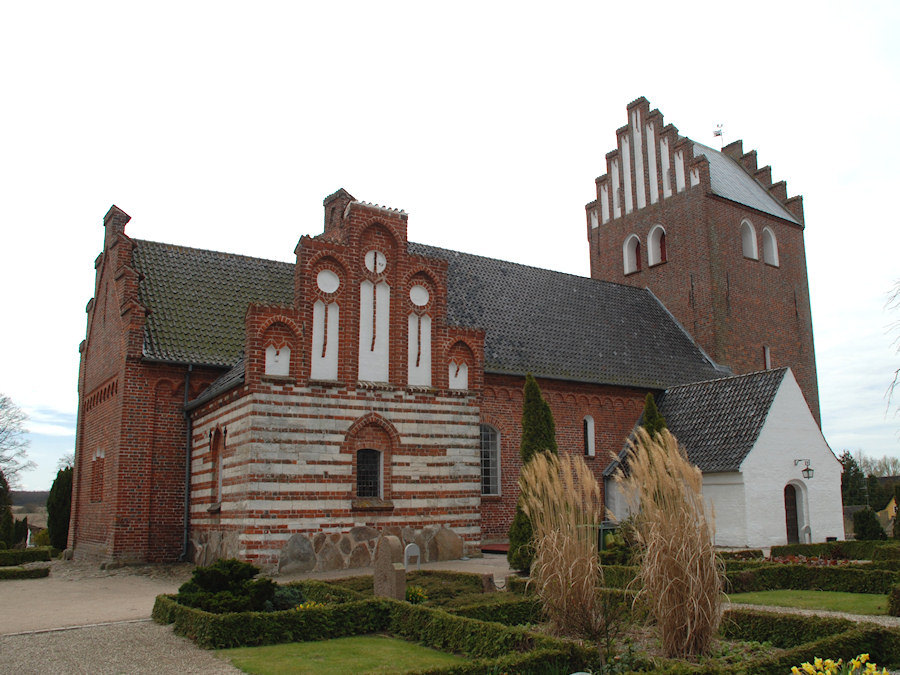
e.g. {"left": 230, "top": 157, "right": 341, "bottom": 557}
{"left": 713, "top": 124, "right": 724, "bottom": 149}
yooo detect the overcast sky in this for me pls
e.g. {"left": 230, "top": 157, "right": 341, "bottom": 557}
{"left": 2, "top": 2, "right": 898, "bottom": 490}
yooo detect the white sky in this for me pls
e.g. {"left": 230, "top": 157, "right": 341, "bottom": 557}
{"left": 2, "top": 1, "right": 898, "bottom": 490}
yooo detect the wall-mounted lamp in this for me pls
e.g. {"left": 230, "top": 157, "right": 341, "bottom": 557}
{"left": 794, "top": 459, "right": 814, "bottom": 479}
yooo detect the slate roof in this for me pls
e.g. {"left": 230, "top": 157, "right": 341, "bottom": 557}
{"left": 693, "top": 143, "right": 799, "bottom": 224}
{"left": 132, "top": 240, "right": 294, "bottom": 366}
{"left": 409, "top": 243, "right": 725, "bottom": 389}
{"left": 657, "top": 368, "right": 788, "bottom": 473}
{"left": 131, "top": 237, "right": 725, "bottom": 394}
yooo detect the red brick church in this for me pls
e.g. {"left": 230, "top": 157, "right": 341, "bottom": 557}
{"left": 69, "top": 98, "right": 831, "bottom": 568}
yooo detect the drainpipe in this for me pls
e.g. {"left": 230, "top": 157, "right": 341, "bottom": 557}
{"left": 180, "top": 365, "right": 193, "bottom": 562}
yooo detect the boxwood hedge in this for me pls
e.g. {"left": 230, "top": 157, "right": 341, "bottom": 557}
{"left": 0, "top": 566, "right": 49, "bottom": 580}
{"left": 0, "top": 548, "right": 51, "bottom": 566}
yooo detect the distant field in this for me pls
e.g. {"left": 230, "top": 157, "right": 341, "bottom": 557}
{"left": 11, "top": 491, "right": 48, "bottom": 507}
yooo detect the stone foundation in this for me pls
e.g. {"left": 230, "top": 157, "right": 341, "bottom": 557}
{"left": 278, "top": 525, "right": 466, "bottom": 574}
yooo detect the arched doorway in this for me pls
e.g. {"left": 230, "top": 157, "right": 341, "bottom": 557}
{"left": 784, "top": 484, "right": 800, "bottom": 545}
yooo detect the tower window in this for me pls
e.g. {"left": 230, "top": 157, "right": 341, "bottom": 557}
{"left": 648, "top": 225, "right": 667, "bottom": 266}
{"left": 480, "top": 424, "right": 500, "bottom": 496}
{"left": 623, "top": 235, "right": 641, "bottom": 275}
{"left": 763, "top": 345, "right": 772, "bottom": 370}
{"left": 741, "top": 220, "right": 758, "bottom": 259}
{"left": 583, "top": 416, "right": 595, "bottom": 457}
{"left": 762, "top": 227, "right": 779, "bottom": 266}
{"left": 356, "top": 449, "right": 381, "bottom": 498}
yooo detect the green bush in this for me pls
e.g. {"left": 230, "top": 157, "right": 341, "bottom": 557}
{"left": 889, "top": 584, "right": 900, "bottom": 617}
{"left": 771, "top": 540, "right": 900, "bottom": 561}
{"left": 324, "top": 570, "right": 487, "bottom": 606}
{"left": 601, "top": 564, "right": 639, "bottom": 589}
{"left": 718, "top": 549, "right": 764, "bottom": 560}
{"left": 34, "top": 529, "right": 51, "bottom": 547}
{"left": 47, "top": 466, "right": 73, "bottom": 551}
{"left": 0, "top": 566, "right": 50, "bottom": 580}
{"left": 448, "top": 593, "right": 541, "bottom": 625}
{"left": 175, "top": 558, "right": 275, "bottom": 613}
{"left": 854, "top": 509, "right": 888, "bottom": 541}
{"left": 725, "top": 564, "right": 900, "bottom": 595}
{"left": 0, "top": 548, "right": 51, "bottom": 566}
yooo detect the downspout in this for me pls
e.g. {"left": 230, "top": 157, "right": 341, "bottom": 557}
{"left": 180, "top": 365, "right": 193, "bottom": 562}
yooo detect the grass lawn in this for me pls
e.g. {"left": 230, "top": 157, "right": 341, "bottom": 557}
{"left": 728, "top": 590, "right": 887, "bottom": 615}
{"left": 218, "top": 634, "right": 468, "bottom": 675}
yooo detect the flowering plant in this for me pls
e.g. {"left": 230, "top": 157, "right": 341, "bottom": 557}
{"left": 791, "top": 653, "right": 888, "bottom": 674}
{"left": 405, "top": 584, "right": 428, "bottom": 604}
{"left": 292, "top": 600, "right": 325, "bottom": 610}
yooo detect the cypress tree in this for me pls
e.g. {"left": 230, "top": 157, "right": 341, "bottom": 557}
{"left": 47, "top": 466, "right": 73, "bottom": 551}
{"left": 0, "top": 470, "right": 12, "bottom": 548}
{"left": 508, "top": 374, "right": 557, "bottom": 571}
{"left": 641, "top": 393, "right": 666, "bottom": 438}
{"left": 894, "top": 484, "right": 900, "bottom": 539}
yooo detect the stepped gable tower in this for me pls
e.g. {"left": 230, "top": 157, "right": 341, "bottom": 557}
{"left": 585, "top": 97, "right": 819, "bottom": 423}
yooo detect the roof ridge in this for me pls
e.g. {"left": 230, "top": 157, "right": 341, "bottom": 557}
{"left": 665, "top": 366, "right": 788, "bottom": 392}
{"left": 133, "top": 238, "right": 295, "bottom": 268}
{"left": 410, "top": 241, "right": 659, "bottom": 294}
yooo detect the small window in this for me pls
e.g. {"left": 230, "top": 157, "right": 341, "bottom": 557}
{"left": 90, "top": 449, "right": 105, "bottom": 503}
{"left": 583, "top": 416, "right": 595, "bottom": 457}
{"left": 763, "top": 345, "right": 772, "bottom": 370}
{"left": 648, "top": 225, "right": 667, "bottom": 266}
{"left": 741, "top": 220, "right": 758, "bottom": 259}
{"left": 357, "top": 449, "right": 381, "bottom": 498}
{"left": 762, "top": 227, "right": 779, "bottom": 266}
{"left": 480, "top": 424, "right": 500, "bottom": 496}
{"left": 211, "top": 429, "right": 224, "bottom": 502}
{"left": 623, "top": 235, "right": 641, "bottom": 274}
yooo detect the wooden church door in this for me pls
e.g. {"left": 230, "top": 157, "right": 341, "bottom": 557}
{"left": 784, "top": 484, "right": 799, "bottom": 545}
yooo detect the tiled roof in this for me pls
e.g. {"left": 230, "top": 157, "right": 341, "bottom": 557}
{"left": 410, "top": 243, "right": 725, "bottom": 389}
{"left": 188, "top": 358, "right": 246, "bottom": 410}
{"left": 132, "top": 238, "right": 724, "bottom": 391}
{"left": 657, "top": 368, "right": 788, "bottom": 472}
{"left": 132, "top": 240, "right": 294, "bottom": 366}
{"left": 693, "top": 143, "right": 799, "bottom": 224}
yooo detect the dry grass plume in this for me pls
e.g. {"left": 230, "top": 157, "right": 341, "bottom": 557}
{"left": 615, "top": 428, "right": 724, "bottom": 658}
{"left": 519, "top": 452, "right": 606, "bottom": 640}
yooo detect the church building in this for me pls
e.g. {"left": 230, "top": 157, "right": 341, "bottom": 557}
{"left": 69, "top": 98, "right": 843, "bottom": 569}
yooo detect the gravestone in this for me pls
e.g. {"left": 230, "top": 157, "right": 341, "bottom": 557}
{"left": 374, "top": 535, "right": 405, "bottom": 600}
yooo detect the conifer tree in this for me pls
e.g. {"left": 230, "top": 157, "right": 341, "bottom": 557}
{"left": 0, "top": 470, "right": 12, "bottom": 548}
{"left": 508, "top": 374, "right": 557, "bottom": 571}
{"left": 47, "top": 466, "right": 73, "bottom": 551}
{"left": 641, "top": 393, "right": 666, "bottom": 438}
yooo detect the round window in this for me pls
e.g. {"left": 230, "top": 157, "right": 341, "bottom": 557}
{"left": 365, "top": 250, "right": 387, "bottom": 274}
{"left": 409, "top": 284, "right": 430, "bottom": 307}
{"left": 316, "top": 269, "right": 340, "bottom": 294}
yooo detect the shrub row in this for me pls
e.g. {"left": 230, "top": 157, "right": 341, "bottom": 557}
{"left": 725, "top": 563, "right": 900, "bottom": 594}
{"left": 0, "top": 548, "right": 51, "bottom": 566}
{"left": 771, "top": 541, "right": 900, "bottom": 561}
{"left": 153, "top": 594, "right": 594, "bottom": 673}
{"left": 0, "top": 566, "right": 50, "bottom": 580}
{"left": 717, "top": 549, "right": 764, "bottom": 560}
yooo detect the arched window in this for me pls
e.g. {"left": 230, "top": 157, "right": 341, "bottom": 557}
{"left": 583, "top": 416, "right": 595, "bottom": 457}
{"left": 623, "top": 235, "right": 641, "bottom": 275}
{"left": 211, "top": 429, "right": 224, "bottom": 504}
{"left": 356, "top": 449, "right": 381, "bottom": 498}
{"left": 741, "top": 220, "right": 758, "bottom": 259}
{"left": 480, "top": 424, "right": 500, "bottom": 496}
{"left": 648, "top": 225, "right": 667, "bottom": 266}
{"left": 762, "top": 227, "right": 779, "bottom": 266}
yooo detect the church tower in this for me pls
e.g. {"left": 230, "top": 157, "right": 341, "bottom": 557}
{"left": 586, "top": 97, "right": 820, "bottom": 423}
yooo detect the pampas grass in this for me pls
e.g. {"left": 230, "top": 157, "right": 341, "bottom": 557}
{"left": 519, "top": 452, "right": 606, "bottom": 640}
{"left": 616, "top": 428, "right": 724, "bottom": 658}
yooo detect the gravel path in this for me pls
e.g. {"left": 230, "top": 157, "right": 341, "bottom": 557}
{"left": 0, "top": 621, "right": 243, "bottom": 674}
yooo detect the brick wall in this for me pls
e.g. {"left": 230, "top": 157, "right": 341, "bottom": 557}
{"left": 586, "top": 98, "right": 819, "bottom": 423}
{"left": 479, "top": 373, "right": 646, "bottom": 540}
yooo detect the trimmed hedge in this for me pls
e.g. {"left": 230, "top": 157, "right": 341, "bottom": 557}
{"left": 0, "top": 566, "right": 50, "bottom": 580}
{"left": 725, "top": 563, "right": 900, "bottom": 594}
{"left": 154, "top": 593, "right": 594, "bottom": 673}
{"left": 889, "top": 584, "right": 900, "bottom": 616}
{"left": 770, "top": 541, "right": 900, "bottom": 561}
{"left": 0, "top": 548, "right": 51, "bottom": 566}
{"left": 718, "top": 549, "right": 764, "bottom": 560}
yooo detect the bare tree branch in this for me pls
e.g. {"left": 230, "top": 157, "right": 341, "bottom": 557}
{"left": 0, "top": 394, "right": 35, "bottom": 487}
